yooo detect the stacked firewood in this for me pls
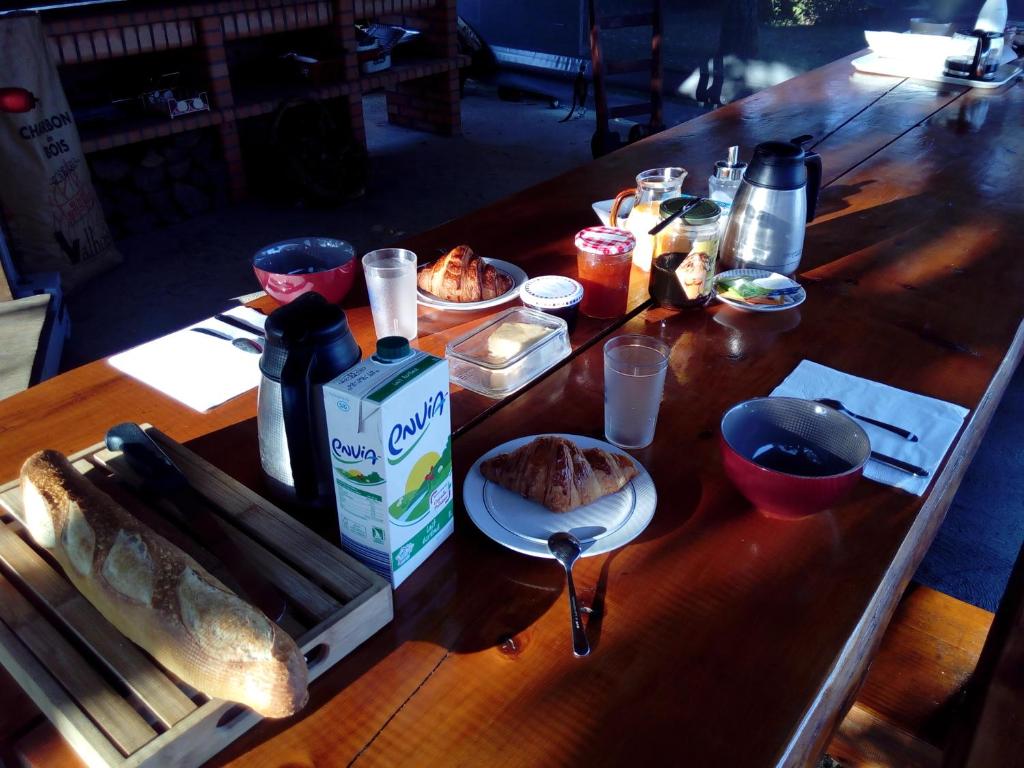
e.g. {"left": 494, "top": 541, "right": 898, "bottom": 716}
{"left": 89, "top": 130, "right": 228, "bottom": 239}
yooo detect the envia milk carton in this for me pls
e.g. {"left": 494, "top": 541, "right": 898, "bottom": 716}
{"left": 323, "top": 342, "right": 453, "bottom": 588}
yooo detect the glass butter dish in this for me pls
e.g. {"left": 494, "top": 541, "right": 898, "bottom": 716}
{"left": 446, "top": 307, "right": 570, "bottom": 398}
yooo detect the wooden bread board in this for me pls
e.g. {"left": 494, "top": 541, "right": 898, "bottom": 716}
{"left": 0, "top": 426, "right": 393, "bottom": 767}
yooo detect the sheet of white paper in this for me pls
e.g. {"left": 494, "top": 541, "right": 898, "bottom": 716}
{"left": 771, "top": 360, "right": 969, "bottom": 496}
{"left": 109, "top": 306, "right": 267, "bottom": 412}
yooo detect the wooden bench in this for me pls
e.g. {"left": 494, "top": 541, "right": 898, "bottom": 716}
{"left": 829, "top": 542, "right": 1024, "bottom": 767}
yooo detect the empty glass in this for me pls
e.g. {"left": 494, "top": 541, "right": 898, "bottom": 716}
{"left": 603, "top": 335, "right": 671, "bottom": 449}
{"left": 362, "top": 248, "right": 418, "bottom": 340}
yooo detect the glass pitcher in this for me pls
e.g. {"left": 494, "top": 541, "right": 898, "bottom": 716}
{"left": 609, "top": 167, "right": 687, "bottom": 271}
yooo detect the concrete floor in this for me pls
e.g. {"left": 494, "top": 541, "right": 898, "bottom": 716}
{"left": 61, "top": 31, "right": 1023, "bottom": 611}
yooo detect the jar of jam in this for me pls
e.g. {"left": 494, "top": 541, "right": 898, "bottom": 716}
{"left": 650, "top": 196, "right": 722, "bottom": 309}
{"left": 574, "top": 226, "right": 636, "bottom": 318}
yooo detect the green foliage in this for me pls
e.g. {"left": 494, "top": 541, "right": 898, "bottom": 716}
{"left": 761, "top": 0, "right": 868, "bottom": 26}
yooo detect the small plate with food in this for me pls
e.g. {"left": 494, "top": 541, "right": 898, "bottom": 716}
{"left": 417, "top": 245, "right": 528, "bottom": 311}
{"left": 463, "top": 434, "right": 657, "bottom": 558}
{"left": 714, "top": 269, "right": 806, "bottom": 313}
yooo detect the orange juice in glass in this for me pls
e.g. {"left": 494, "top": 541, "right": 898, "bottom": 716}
{"left": 609, "top": 167, "right": 687, "bottom": 272}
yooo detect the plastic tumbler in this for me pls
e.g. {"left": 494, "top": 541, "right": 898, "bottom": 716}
{"left": 603, "top": 334, "right": 671, "bottom": 449}
{"left": 362, "top": 248, "right": 418, "bottom": 340}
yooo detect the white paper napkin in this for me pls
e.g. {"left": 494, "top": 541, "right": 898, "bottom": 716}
{"left": 864, "top": 28, "right": 1017, "bottom": 76}
{"left": 109, "top": 306, "right": 267, "bottom": 412}
{"left": 592, "top": 198, "right": 633, "bottom": 227}
{"left": 771, "top": 360, "right": 969, "bottom": 495}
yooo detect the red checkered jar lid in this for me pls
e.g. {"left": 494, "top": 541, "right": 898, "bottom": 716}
{"left": 574, "top": 226, "right": 636, "bottom": 256}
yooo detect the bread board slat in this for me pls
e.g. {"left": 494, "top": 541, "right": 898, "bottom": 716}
{"left": 0, "top": 616, "right": 124, "bottom": 768}
{"left": 153, "top": 432, "right": 373, "bottom": 601}
{"left": 0, "top": 430, "right": 393, "bottom": 767}
{"left": 0, "top": 573, "right": 157, "bottom": 755}
{"left": 0, "top": 521, "right": 196, "bottom": 728}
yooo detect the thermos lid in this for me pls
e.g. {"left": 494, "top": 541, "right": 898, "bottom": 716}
{"left": 260, "top": 291, "right": 353, "bottom": 379}
{"left": 374, "top": 336, "right": 412, "bottom": 362}
{"left": 744, "top": 140, "right": 810, "bottom": 190}
{"left": 659, "top": 196, "right": 721, "bottom": 225}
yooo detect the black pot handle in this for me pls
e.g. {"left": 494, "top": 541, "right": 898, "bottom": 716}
{"left": 790, "top": 135, "right": 821, "bottom": 222}
{"left": 804, "top": 149, "right": 822, "bottom": 222}
{"left": 279, "top": 343, "right": 317, "bottom": 504}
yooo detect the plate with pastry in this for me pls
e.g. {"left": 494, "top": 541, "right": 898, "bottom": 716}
{"left": 463, "top": 434, "right": 657, "bottom": 558}
{"left": 714, "top": 269, "right": 806, "bottom": 313}
{"left": 417, "top": 244, "right": 528, "bottom": 310}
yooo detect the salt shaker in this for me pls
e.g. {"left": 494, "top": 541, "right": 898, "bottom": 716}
{"left": 708, "top": 146, "right": 746, "bottom": 236}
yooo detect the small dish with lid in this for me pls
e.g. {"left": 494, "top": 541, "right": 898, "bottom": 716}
{"left": 446, "top": 307, "right": 571, "bottom": 398}
{"left": 519, "top": 276, "right": 583, "bottom": 331}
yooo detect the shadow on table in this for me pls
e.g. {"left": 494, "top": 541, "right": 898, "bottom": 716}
{"left": 814, "top": 178, "right": 877, "bottom": 218}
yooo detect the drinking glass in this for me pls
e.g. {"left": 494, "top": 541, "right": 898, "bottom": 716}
{"left": 603, "top": 335, "right": 670, "bottom": 449}
{"left": 362, "top": 248, "right": 418, "bottom": 340}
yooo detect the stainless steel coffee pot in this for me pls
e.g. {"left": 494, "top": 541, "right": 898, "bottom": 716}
{"left": 257, "top": 292, "right": 360, "bottom": 512}
{"left": 720, "top": 136, "right": 822, "bottom": 276}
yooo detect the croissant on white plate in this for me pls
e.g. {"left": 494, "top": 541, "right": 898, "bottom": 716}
{"left": 417, "top": 245, "right": 514, "bottom": 302}
{"left": 480, "top": 436, "right": 638, "bottom": 512}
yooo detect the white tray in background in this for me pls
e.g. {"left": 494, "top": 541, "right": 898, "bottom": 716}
{"left": 851, "top": 53, "right": 1022, "bottom": 89}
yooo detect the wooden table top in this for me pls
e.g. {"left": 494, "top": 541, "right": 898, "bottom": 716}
{"left": 2, "top": 54, "right": 1022, "bottom": 767}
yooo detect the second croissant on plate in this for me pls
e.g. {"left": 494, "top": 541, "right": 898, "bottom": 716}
{"left": 480, "top": 435, "right": 638, "bottom": 512}
{"left": 418, "top": 245, "right": 514, "bottom": 303}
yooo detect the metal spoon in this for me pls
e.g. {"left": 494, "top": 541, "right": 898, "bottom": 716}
{"left": 817, "top": 398, "right": 918, "bottom": 442}
{"left": 547, "top": 532, "right": 590, "bottom": 658}
{"left": 191, "top": 327, "right": 263, "bottom": 354}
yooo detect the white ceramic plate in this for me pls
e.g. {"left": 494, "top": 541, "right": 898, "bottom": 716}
{"left": 416, "top": 258, "right": 528, "bottom": 311}
{"left": 715, "top": 268, "right": 807, "bottom": 313}
{"left": 463, "top": 433, "right": 657, "bottom": 559}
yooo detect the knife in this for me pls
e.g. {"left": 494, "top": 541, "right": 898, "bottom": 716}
{"left": 870, "top": 450, "right": 930, "bottom": 478}
{"left": 104, "top": 423, "right": 287, "bottom": 622}
{"left": 215, "top": 313, "right": 266, "bottom": 337}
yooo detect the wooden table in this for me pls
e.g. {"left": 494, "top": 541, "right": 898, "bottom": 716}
{"left": 1, "top": 53, "right": 1022, "bottom": 767}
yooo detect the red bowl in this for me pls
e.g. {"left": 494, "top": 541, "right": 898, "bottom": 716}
{"left": 253, "top": 237, "right": 357, "bottom": 305}
{"left": 720, "top": 397, "right": 870, "bottom": 519}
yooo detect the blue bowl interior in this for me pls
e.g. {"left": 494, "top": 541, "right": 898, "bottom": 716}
{"left": 253, "top": 238, "right": 355, "bottom": 276}
{"left": 722, "top": 397, "right": 870, "bottom": 477}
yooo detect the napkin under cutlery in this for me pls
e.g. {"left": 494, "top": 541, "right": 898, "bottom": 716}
{"left": 771, "top": 360, "right": 969, "bottom": 496}
{"left": 109, "top": 306, "right": 267, "bottom": 412}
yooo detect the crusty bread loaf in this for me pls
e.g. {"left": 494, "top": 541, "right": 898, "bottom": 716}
{"left": 18, "top": 450, "right": 308, "bottom": 718}
{"left": 417, "top": 245, "right": 514, "bottom": 302}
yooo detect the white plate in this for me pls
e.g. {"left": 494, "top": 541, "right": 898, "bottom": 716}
{"left": 463, "top": 433, "right": 657, "bottom": 558}
{"left": 416, "top": 258, "right": 528, "bottom": 311}
{"left": 714, "top": 268, "right": 807, "bottom": 313}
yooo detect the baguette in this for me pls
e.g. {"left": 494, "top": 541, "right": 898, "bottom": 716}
{"left": 18, "top": 450, "right": 308, "bottom": 718}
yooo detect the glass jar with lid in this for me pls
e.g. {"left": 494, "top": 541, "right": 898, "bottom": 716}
{"left": 650, "top": 196, "right": 722, "bottom": 309}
